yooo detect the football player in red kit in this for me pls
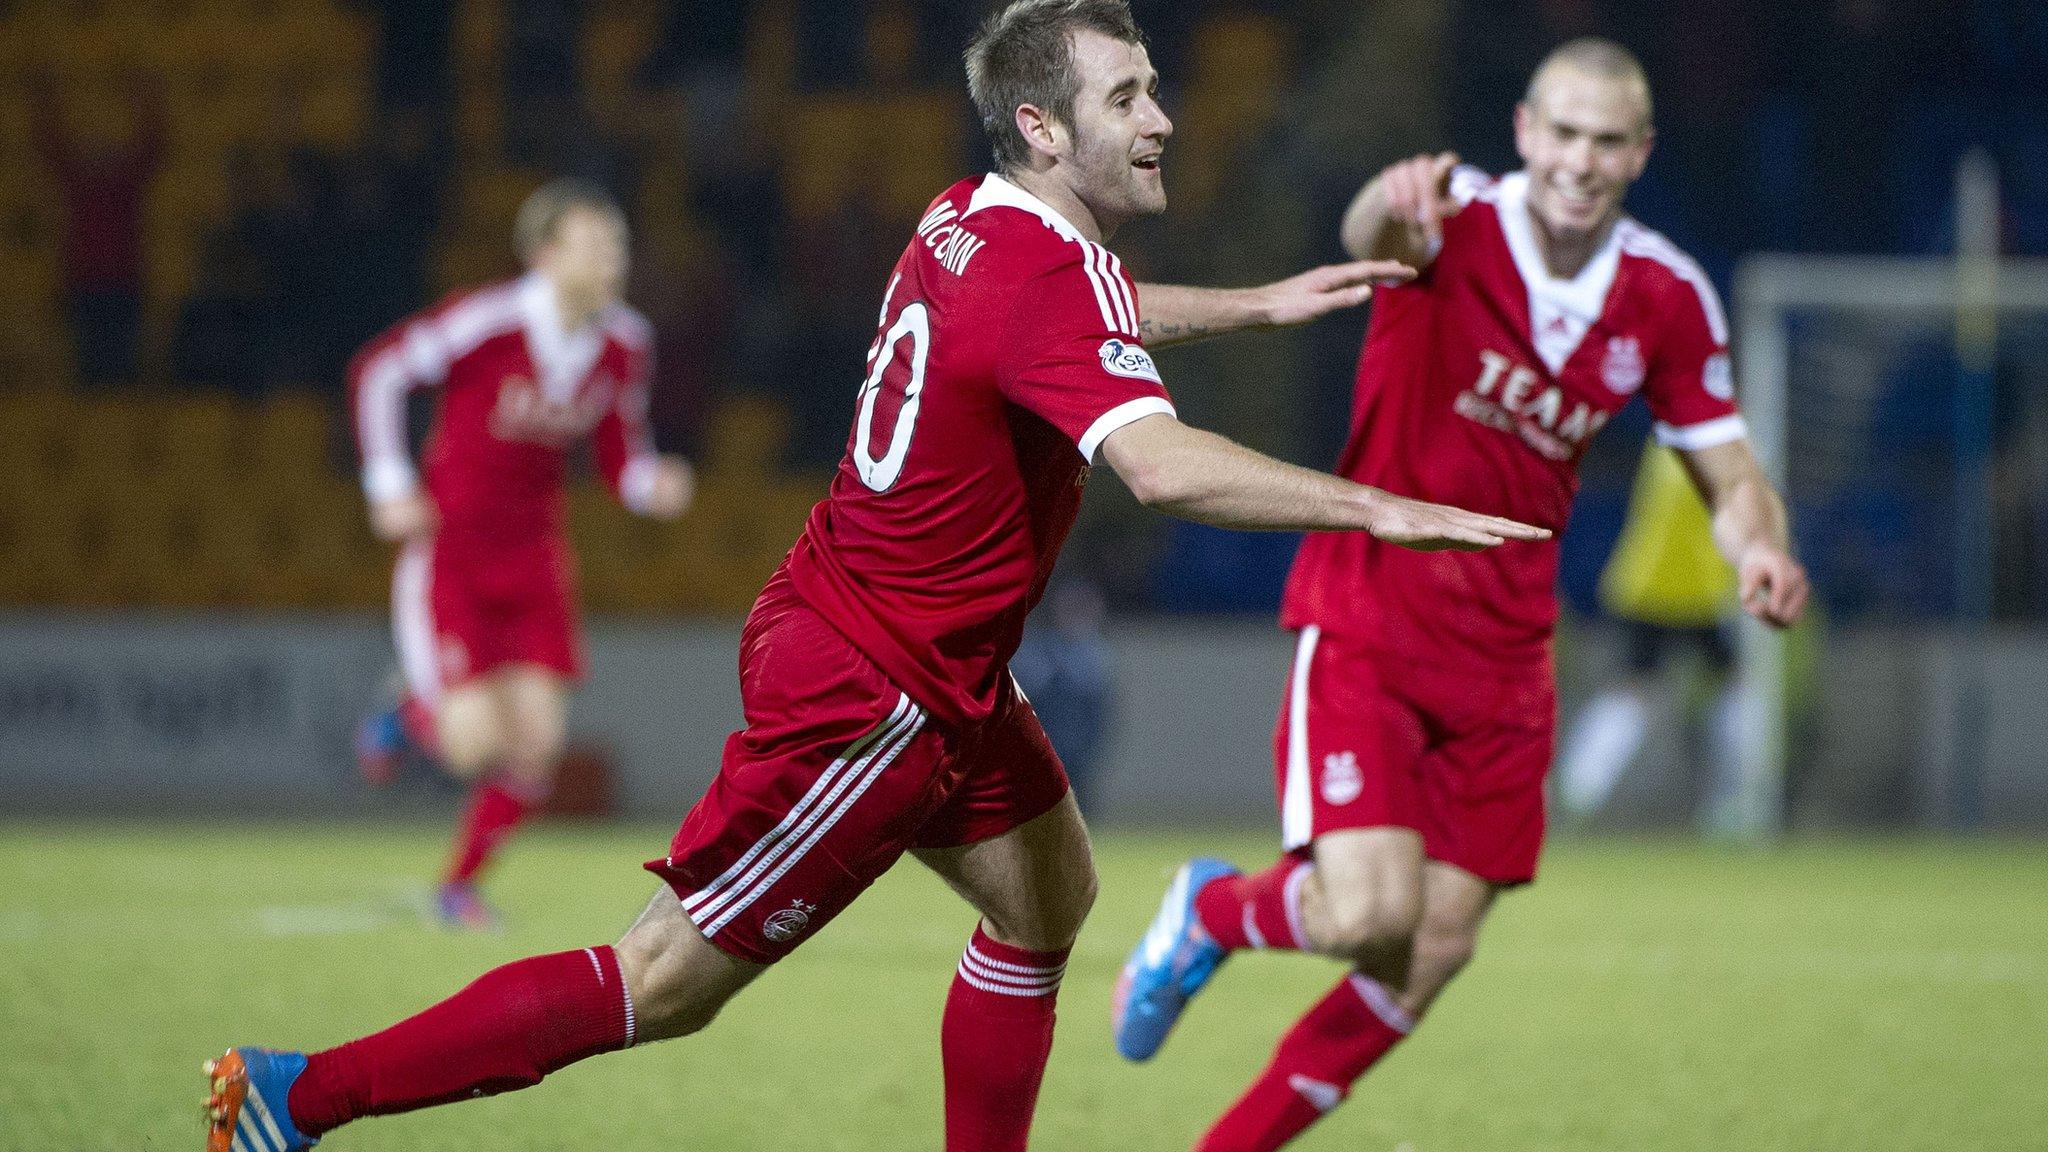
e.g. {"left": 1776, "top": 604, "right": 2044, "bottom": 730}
{"left": 348, "top": 179, "right": 694, "bottom": 928}
{"left": 204, "top": 4, "right": 1547, "bottom": 1149}
{"left": 1113, "top": 38, "right": 1811, "bottom": 1152}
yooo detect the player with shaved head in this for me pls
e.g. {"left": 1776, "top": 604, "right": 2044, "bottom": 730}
{"left": 1115, "top": 38, "right": 1809, "bottom": 1151}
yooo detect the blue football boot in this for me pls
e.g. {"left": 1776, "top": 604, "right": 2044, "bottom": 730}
{"left": 353, "top": 705, "right": 408, "bottom": 788}
{"left": 203, "top": 1047, "right": 318, "bottom": 1151}
{"left": 1112, "top": 856, "right": 1240, "bottom": 1062}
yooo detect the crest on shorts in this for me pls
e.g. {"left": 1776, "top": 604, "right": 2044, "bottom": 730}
{"left": 762, "top": 898, "right": 817, "bottom": 943}
{"left": 1602, "top": 336, "right": 1645, "bottom": 395}
{"left": 1320, "top": 751, "right": 1363, "bottom": 806}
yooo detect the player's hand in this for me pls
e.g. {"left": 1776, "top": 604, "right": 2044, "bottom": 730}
{"left": 1250, "top": 259, "right": 1417, "bottom": 328}
{"left": 1378, "top": 151, "right": 1461, "bottom": 253}
{"left": 1737, "top": 544, "right": 1809, "bottom": 628}
{"left": 1365, "top": 490, "right": 1551, "bottom": 553}
{"left": 369, "top": 492, "right": 437, "bottom": 543}
{"left": 640, "top": 456, "right": 696, "bottom": 520}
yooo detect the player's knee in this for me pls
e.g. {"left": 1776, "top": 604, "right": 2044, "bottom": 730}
{"left": 500, "top": 722, "right": 564, "bottom": 779}
{"left": 1410, "top": 920, "right": 1480, "bottom": 984}
{"left": 1053, "top": 861, "right": 1100, "bottom": 945}
{"left": 436, "top": 699, "right": 501, "bottom": 774}
{"left": 987, "top": 860, "right": 1096, "bottom": 952}
{"left": 438, "top": 724, "right": 497, "bottom": 776}
{"left": 1319, "top": 884, "right": 1422, "bottom": 961}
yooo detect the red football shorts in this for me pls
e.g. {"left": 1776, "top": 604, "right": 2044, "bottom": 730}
{"left": 646, "top": 573, "right": 1071, "bottom": 964}
{"left": 1272, "top": 625, "right": 1556, "bottom": 885}
{"left": 391, "top": 532, "right": 585, "bottom": 708}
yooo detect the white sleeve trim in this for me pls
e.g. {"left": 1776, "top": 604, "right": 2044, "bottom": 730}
{"left": 1654, "top": 414, "right": 1748, "bottom": 451}
{"left": 362, "top": 457, "right": 422, "bottom": 503}
{"left": 618, "top": 455, "right": 661, "bottom": 514}
{"left": 1078, "top": 396, "right": 1175, "bottom": 461}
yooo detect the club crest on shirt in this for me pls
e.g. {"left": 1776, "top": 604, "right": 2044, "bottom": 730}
{"left": 1601, "top": 336, "right": 1645, "bottom": 395}
{"left": 1702, "top": 352, "right": 1734, "bottom": 400}
{"left": 1098, "top": 339, "right": 1161, "bottom": 383}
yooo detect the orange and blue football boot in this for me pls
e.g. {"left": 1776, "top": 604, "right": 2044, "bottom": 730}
{"left": 203, "top": 1048, "right": 317, "bottom": 1151}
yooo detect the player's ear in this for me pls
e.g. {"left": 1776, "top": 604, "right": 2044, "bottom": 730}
{"left": 1016, "top": 103, "right": 1066, "bottom": 163}
{"left": 1628, "top": 125, "right": 1656, "bottom": 177}
{"left": 1512, "top": 102, "right": 1534, "bottom": 162}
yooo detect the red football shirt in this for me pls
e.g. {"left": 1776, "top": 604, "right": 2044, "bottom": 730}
{"left": 788, "top": 174, "right": 1175, "bottom": 723}
{"left": 1282, "top": 167, "right": 1745, "bottom": 671}
{"left": 349, "top": 273, "right": 660, "bottom": 545}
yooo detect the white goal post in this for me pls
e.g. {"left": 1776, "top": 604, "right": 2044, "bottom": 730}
{"left": 1729, "top": 252, "right": 2048, "bottom": 835}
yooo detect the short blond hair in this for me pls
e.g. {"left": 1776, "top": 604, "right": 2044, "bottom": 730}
{"left": 1524, "top": 37, "right": 1653, "bottom": 131}
{"left": 513, "top": 178, "right": 624, "bottom": 263}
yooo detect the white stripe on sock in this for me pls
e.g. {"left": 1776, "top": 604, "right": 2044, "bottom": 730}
{"left": 1347, "top": 973, "right": 1416, "bottom": 1034}
{"left": 1282, "top": 862, "right": 1310, "bottom": 951}
{"left": 964, "top": 941, "right": 1066, "bottom": 978}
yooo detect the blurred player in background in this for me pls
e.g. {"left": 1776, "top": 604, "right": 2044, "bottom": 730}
{"left": 348, "top": 179, "right": 694, "bottom": 929}
{"left": 1114, "top": 38, "right": 1810, "bottom": 1151}
{"left": 204, "top": 3, "right": 1546, "bottom": 1149}
{"left": 1555, "top": 441, "right": 1756, "bottom": 828}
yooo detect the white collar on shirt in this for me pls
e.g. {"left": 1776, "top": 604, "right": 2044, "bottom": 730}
{"left": 1492, "top": 171, "right": 1625, "bottom": 374}
{"left": 965, "top": 172, "right": 1089, "bottom": 243}
{"left": 517, "top": 271, "right": 606, "bottom": 404}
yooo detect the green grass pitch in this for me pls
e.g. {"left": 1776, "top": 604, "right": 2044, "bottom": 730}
{"left": 2, "top": 822, "right": 2043, "bottom": 1150}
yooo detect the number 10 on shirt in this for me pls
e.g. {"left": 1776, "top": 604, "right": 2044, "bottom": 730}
{"left": 855, "top": 280, "right": 930, "bottom": 493}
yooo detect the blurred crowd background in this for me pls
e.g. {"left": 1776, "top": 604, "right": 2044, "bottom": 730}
{"left": 0, "top": 0, "right": 2042, "bottom": 621}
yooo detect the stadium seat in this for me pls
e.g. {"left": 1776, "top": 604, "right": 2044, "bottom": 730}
{"left": 874, "top": 94, "right": 963, "bottom": 220}
{"left": 457, "top": 168, "right": 548, "bottom": 236}
{"left": 49, "top": 396, "right": 149, "bottom": 494}
{"left": 782, "top": 97, "right": 872, "bottom": 219}
{"left": 0, "top": 390, "right": 68, "bottom": 487}
{"left": 297, "top": 76, "right": 370, "bottom": 154}
{"left": 701, "top": 395, "right": 792, "bottom": 476}
{"left": 149, "top": 394, "right": 243, "bottom": 482}
{"left": 248, "top": 391, "right": 337, "bottom": 477}
{"left": 582, "top": 13, "right": 657, "bottom": 125}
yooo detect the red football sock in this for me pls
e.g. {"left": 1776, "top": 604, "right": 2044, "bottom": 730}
{"left": 286, "top": 945, "right": 635, "bottom": 1136}
{"left": 444, "top": 775, "right": 546, "bottom": 886}
{"left": 1195, "top": 857, "right": 1311, "bottom": 952}
{"left": 398, "top": 694, "right": 438, "bottom": 752}
{"left": 941, "top": 925, "right": 1070, "bottom": 1152}
{"left": 1195, "top": 973, "right": 1414, "bottom": 1152}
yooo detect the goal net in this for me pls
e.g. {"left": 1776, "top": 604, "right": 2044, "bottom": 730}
{"left": 1730, "top": 253, "right": 2048, "bottom": 833}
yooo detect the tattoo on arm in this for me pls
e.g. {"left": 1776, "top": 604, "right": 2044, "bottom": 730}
{"left": 1137, "top": 318, "right": 1214, "bottom": 345}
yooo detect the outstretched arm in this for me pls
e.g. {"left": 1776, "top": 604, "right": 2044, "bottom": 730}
{"left": 1100, "top": 413, "right": 1549, "bottom": 551}
{"left": 1340, "top": 151, "right": 1460, "bottom": 266}
{"left": 1132, "top": 260, "right": 1414, "bottom": 348}
{"left": 1676, "top": 438, "right": 1809, "bottom": 628}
